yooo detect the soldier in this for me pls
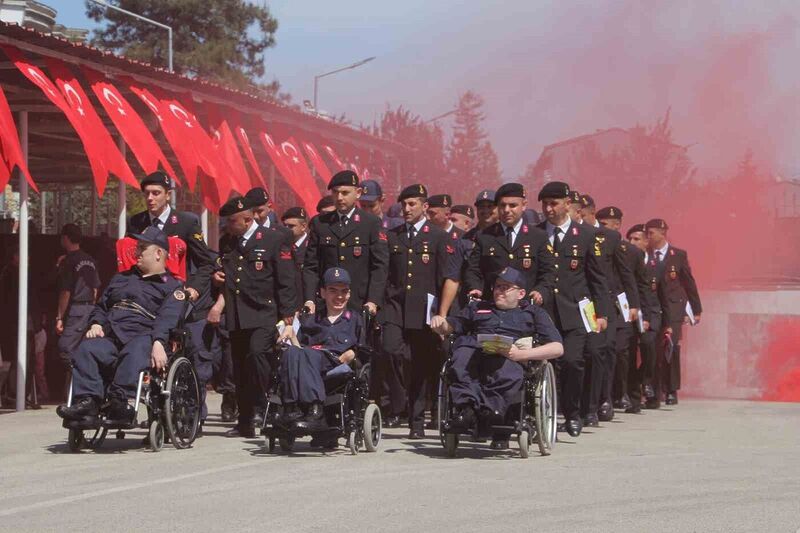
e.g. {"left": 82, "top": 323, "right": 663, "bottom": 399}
{"left": 624, "top": 223, "right": 663, "bottom": 411}
{"left": 56, "top": 227, "right": 186, "bottom": 423}
{"left": 464, "top": 183, "right": 554, "bottom": 305}
{"left": 281, "top": 206, "right": 309, "bottom": 300}
{"left": 579, "top": 198, "right": 638, "bottom": 425}
{"left": 359, "top": 179, "right": 403, "bottom": 230}
{"left": 378, "top": 184, "right": 451, "bottom": 439}
{"left": 128, "top": 171, "right": 217, "bottom": 428}
{"left": 316, "top": 195, "right": 336, "bottom": 214}
{"left": 426, "top": 194, "right": 461, "bottom": 235}
{"left": 245, "top": 187, "right": 293, "bottom": 239}
{"left": 55, "top": 224, "right": 101, "bottom": 386}
{"left": 214, "top": 196, "right": 298, "bottom": 437}
{"left": 470, "top": 189, "right": 499, "bottom": 234}
{"left": 646, "top": 218, "right": 702, "bottom": 405}
{"left": 537, "top": 181, "right": 610, "bottom": 437}
{"left": 302, "top": 170, "right": 389, "bottom": 316}
{"left": 450, "top": 205, "right": 474, "bottom": 232}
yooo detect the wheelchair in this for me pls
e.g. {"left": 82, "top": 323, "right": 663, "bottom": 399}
{"left": 437, "top": 337, "right": 558, "bottom": 458}
{"left": 261, "top": 312, "right": 382, "bottom": 455}
{"left": 62, "top": 327, "right": 202, "bottom": 453}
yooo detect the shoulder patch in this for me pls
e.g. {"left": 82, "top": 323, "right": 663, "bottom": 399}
{"left": 174, "top": 289, "right": 186, "bottom": 301}
{"left": 193, "top": 232, "right": 204, "bottom": 241}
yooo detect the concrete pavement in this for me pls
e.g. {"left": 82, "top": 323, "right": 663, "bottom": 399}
{"left": 0, "top": 395, "right": 798, "bottom": 532}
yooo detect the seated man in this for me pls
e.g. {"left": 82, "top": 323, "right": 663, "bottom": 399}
{"left": 279, "top": 267, "right": 364, "bottom": 432}
{"left": 431, "top": 267, "right": 563, "bottom": 448}
{"left": 57, "top": 227, "right": 187, "bottom": 423}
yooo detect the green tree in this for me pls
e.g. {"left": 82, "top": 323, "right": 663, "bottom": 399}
{"left": 445, "top": 91, "right": 501, "bottom": 195}
{"left": 85, "top": 0, "right": 285, "bottom": 98}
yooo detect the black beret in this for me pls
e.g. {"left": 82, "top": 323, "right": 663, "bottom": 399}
{"left": 245, "top": 187, "right": 270, "bottom": 207}
{"left": 626, "top": 223, "right": 646, "bottom": 239}
{"left": 495, "top": 182, "right": 526, "bottom": 201}
{"left": 451, "top": 204, "right": 474, "bottom": 218}
{"left": 427, "top": 194, "right": 452, "bottom": 208}
{"left": 131, "top": 226, "right": 169, "bottom": 251}
{"left": 596, "top": 206, "right": 623, "bottom": 220}
{"left": 140, "top": 170, "right": 173, "bottom": 191}
{"left": 322, "top": 267, "right": 351, "bottom": 287}
{"left": 474, "top": 189, "right": 496, "bottom": 205}
{"left": 537, "top": 181, "right": 571, "bottom": 201}
{"left": 645, "top": 218, "right": 669, "bottom": 231}
{"left": 398, "top": 183, "right": 428, "bottom": 202}
{"left": 219, "top": 196, "right": 254, "bottom": 217}
{"left": 496, "top": 267, "right": 526, "bottom": 289}
{"left": 316, "top": 195, "right": 334, "bottom": 211}
{"left": 580, "top": 194, "right": 595, "bottom": 208}
{"left": 328, "top": 170, "right": 359, "bottom": 189}
{"left": 281, "top": 207, "right": 307, "bottom": 221}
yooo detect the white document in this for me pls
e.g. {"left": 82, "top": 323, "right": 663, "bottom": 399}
{"left": 616, "top": 292, "right": 631, "bottom": 322}
{"left": 685, "top": 301, "right": 696, "bottom": 325}
{"left": 426, "top": 293, "right": 438, "bottom": 326}
{"left": 578, "top": 298, "right": 596, "bottom": 333}
{"left": 636, "top": 311, "right": 645, "bottom": 333}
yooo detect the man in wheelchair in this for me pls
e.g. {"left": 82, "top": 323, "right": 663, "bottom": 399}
{"left": 278, "top": 267, "right": 365, "bottom": 433}
{"left": 56, "top": 227, "right": 187, "bottom": 424}
{"left": 431, "top": 267, "right": 563, "bottom": 448}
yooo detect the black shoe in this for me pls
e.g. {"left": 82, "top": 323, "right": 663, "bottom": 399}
{"left": 251, "top": 408, "right": 266, "bottom": 429}
{"left": 56, "top": 396, "right": 99, "bottom": 420}
{"left": 625, "top": 404, "right": 642, "bottom": 414}
{"left": 220, "top": 394, "right": 238, "bottom": 422}
{"left": 451, "top": 404, "right": 476, "bottom": 431}
{"left": 666, "top": 392, "right": 678, "bottom": 405}
{"left": 282, "top": 403, "right": 303, "bottom": 424}
{"left": 310, "top": 436, "right": 338, "bottom": 449}
{"left": 598, "top": 402, "right": 615, "bottom": 422}
{"left": 294, "top": 402, "right": 328, "bottom": 432}
{"left": 384, "top": 415, "right": 402, "bottom": 428}
{"left": 644, "top": 385, "right": 656, "bottom": 399}
{"left": 582, "top": 414, "right": 599, "bottom": 427}
{"left": 644, "top": 398, "right": 661, "bottom": 409}
{"left": 613, "top": 394, "right": 632, "bottom": 410}
{"left": 225, "top": 425, "right": 255, "bottom": 438}
{"left": 557, "top": 418, "right": 582, "bottom": 437}
{"left": 489, "top": 436, "right": 509, "bottom": 450}
{"left": 106, "top": 399, "right": 136, "bottom": 423}
{"left": 408, "top": 428, "right": 425, "bottom": 440}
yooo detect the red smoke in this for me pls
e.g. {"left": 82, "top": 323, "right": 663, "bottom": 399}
{"left": 758, "top": 318, "right": 800, "bottom": 402}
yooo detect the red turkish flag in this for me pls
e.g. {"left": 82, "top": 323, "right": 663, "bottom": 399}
{"left": 44, "top": 58, "right": 137, "bottom": 196}
{"left": 83, "top": 67, "right": 178, "bottom": 184}
{"left": 206, "top": 104, "right": 251, "bottom": 197}
{"left": 0, "top": 85, "right": 36, "bottom": 191}
{"left": 228, "top": 113, "right": 266, "bottom": 188}
{"left": 322, "top": 144, "right": 346, "bottom": 171}
{"left": 301, "top": 139, "right": 332, "bottom": 183}
{"left": 257, "top": 127, "right": 296, "bottom": 185}
{"left": 281, "top": 137, "right": 322, "bottom": 214}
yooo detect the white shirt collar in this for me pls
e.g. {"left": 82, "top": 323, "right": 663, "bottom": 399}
{"left": 150, "top": 205, "right": 171, "bottom": 226}
{"left": 444, "top": 221, "right": 455, "bottom": 233}
{"left": 593, "top": 220, "right": 600, "bottom": 228}
{"left": 263, "top": 216, "right": 271, "bottom": 229}
{"left": 545, "top": 217, "right": 572, "bottom": 237}
{"left": 503, "top": 217, "right": 524, "bottom": 235}
{"left": 407, "top": 217, "right": 427, "bottom": 233}
{"left": 295, "top": 233, "right": 308, "bottom": 248}
{"left": 337, "top": 206, "right": 356, "bottom": 220}
{"left": 654, "top": 242, "right": 669, "bottom": 260}
{"left": 241, "top": 220, "right": 258, "bottom": 244}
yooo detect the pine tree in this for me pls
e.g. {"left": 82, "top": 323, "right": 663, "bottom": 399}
{"left": 445, "top": 91, "right": 501, "bottom": 195}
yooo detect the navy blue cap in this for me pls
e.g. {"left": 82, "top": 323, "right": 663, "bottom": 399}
{"left": 496, "top": 267, "right": 526, "bottom": 289}
{"left": 245, "top": 187, "right": 270, "bottom": 207}
{"left": 322, "top": 267, "right": 351, "bottom": 287}
{"left": 360, "top": 179, "right": 383, "bottom": 202}
{"left": 219, "top": 196, "right": 255, "bottom": 217}
{"left": 328, "top": 170, "right": 359, "bottom": 189}
{"left": 131, "top": 226, "right": 169, "bottom": 251}
{"left": 398, "top": 183, "right": 428, "bottom": 202}
{"left": 427, "top": 194, "right": 452, "bottom": 208}
{"left": 474, "top": 189, "right": 496, "bottom": 205}
{"left": 387, "top": 202, "right": 402, "bottom": 218}
{"left": 538, "top": 181, "right": 571, "bottom": 201}
{"left": 140, "top": 170, "right": 173, "bottom": 191}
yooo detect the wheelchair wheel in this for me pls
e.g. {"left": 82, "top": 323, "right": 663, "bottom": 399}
{"left": 518, "top": 430, "right": 531, "bottom": 459}
{"left": 164, "top": 356, "right": 201, "bottom": 450}
{"left": 348, "top": 430, "right": 361, "bottom": 455}
{"left": 444, "top": 433, "right": 459, "bottom": 458}
{"left": 363, "top": 403, "right": 382, "bottom": 452}
{"left": 279, "top": 435, "right": 295, "bottom": 452}
{"left": 534, "top": 361, "right": 557, "bottom": 456}
{"left": 149, "top": 420, "right": 164, "bottom": 452}
{"left": 437, "top": 367, "right": 450, "bottom": 447}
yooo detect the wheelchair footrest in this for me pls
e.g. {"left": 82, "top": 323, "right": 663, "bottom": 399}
{"left": 324, "top": 394, "right": 344, "bottom": 407}
{"left": 62, "top": 418, "right": 101, "bottom": 431}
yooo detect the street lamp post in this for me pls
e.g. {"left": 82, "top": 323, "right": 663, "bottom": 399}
{"left": 313, "top": 56, "right": 376, "bottom": 112}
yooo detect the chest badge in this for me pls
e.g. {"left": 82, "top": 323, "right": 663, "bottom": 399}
{"left": 570, "top": 259, "right": 579, "bottom": 270}
{"left": 422, "top": 253, "right": 430, "bottom": 264}
{"left": 353, "top": 246, "right": 362, "bottom": 257}
{"left": 254, "top": 261, "right": 264, "bottom": 271}
{"left": 522, "top": 258, "right": 532, "bottom": 269}
{"left": 171, "top": 215, "right": 178, "bottom": 225}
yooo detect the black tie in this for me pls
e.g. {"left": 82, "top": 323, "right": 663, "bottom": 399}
{"left": 506, "top": 226, "right": 514, "bottom": 247}
{"left": 655, "top": 250, "right": 662, "bottom": 262}
{"left": 238, "top": 236, "right": 247, "bottom": 251}
{"left": 553, "top": 227, "right": 561, "bottom": 247}
{"left": 152, "top": 217, "right": 161, "bottom": 229}
{"left": 408, "top": 225, "right": 416, "bottom": 241}
{"left": 339, "top": 213, "right": 349, "bottom": 227}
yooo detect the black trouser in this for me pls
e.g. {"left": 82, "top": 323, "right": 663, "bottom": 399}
{"left": 554, "top": 327, "right": 588, "bottom": 422}
{"left": 229, "top": 326, "right": 276, "bottom": 429}
{"left": 613, "top": 322, "right": 636, "bottom": 402}
{"left": 213, "top": 327, "right": 236, "bottom": 396}
{"left": 627, "top": 326, "right": 659, "bottom": 403}
{"left": 381, "top": 324, "right": 439, "bottom": 430}
{"left": 57, "top": 304, "right": 94, "bottom": 367}
{"left": 656, "top": 322, "right": 682, "bottom": 395}
{"left": 372, "top": 323, "right": 408, "bottom": 417}
{"left": 581, "top": 309, "right": 617, "bottom": 417}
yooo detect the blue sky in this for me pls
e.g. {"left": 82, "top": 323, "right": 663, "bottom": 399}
{"left": 45, "top": 1, "right": 800, "bottom": 178}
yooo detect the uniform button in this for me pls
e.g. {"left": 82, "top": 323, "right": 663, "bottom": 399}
{"left": 554, "top": 252, "right": 559, "bottom": 257}
{"left": 408, "top": 260, "right": 412, "bottom": 265}
{"left": 237, "top": 266, "right": 242, "bottom": 271}
{"left": 235, "top": 278, "right": 240, "bottom": 283}
{"left": 235, "top": 289, "right": 240, "bottom": 294}
{"left": 554, "top": 288, "right": 559, "bottom": 294}
{"left": 406, "top": 285, "right": 412, "bottom": 290}
{"left": 340, "top": 256, "right": 345, "bottom": 260}
{"left": 407, "top": 273, "right": 412, "bottom": 278}
{"left": 239, "top": 256, "right": 243, "bottom": 260}
{"left": 340, "top": 242, "right": 346, "bottom": 247}
{"left": 554, "top": 264, "right": 559, "bottom": 269}
{"left": 509, "top": 253, "right": 514, "bottom": 259}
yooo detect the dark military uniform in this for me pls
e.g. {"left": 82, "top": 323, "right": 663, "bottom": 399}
{"left": 221, "top": 221, "right": 298, "bottom": 431}
{"left": 56, "top": 249, "right": 100, "bottom": 367}
{"left": 446, "top": 299, "right": 562, "bottom": 415}
{"left": 537, "top": 219, "right": 610, "bottom": 425}
{"left": 281, "top": 309, "right": 365, "bottom": 404}
{"left": 377, "top": 218, "right": 451, "bottom": 432}
{"left": 70, "top": 269, "right": 186, "bottom": 402}
{"left": 302, "top": 207, "right": 389, "bottom": 310}
{"left": 653, "top": 244, "right": 702, "bottom": 396}
{"left": 464, "top": 221, "right": 555, "bottom": 300}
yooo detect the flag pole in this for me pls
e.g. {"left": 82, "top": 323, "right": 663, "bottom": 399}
{"left": 117, "top": 137, "right": 127, "bottom": 238}
{"left": 16, "top": 110, "right": 28, "bottom": 412}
